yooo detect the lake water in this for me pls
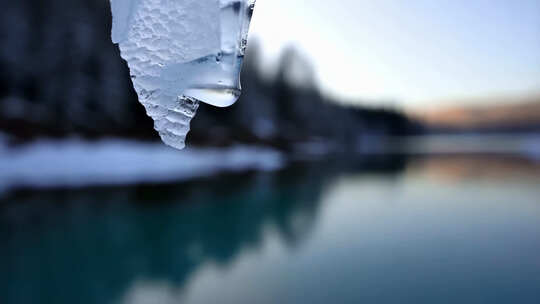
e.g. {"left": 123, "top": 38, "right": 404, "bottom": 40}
{"left": 1, "top": 155, "right": 540, "bottom": 303}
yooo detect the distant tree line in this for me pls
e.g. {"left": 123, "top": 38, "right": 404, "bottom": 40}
{"left": 0, "top": 0, "right": 423, "bottom": 149}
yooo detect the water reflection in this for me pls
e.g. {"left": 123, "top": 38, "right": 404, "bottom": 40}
{"left": 0, "top": 161, "right": 347, "bottom": 304}
{"left": 407, "top": 155, "right": 540, "bottom": 182}
{"left": 1, "top": 155, "right": 540, "bottom": 304}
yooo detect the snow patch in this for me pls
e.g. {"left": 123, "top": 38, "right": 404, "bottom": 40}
{"left": 0, "top": 139, "right": 283, "bottom": 194}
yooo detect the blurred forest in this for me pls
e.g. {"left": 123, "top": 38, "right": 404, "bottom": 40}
{"left": 0, "top": 0, "right": 422, "bottom": 150}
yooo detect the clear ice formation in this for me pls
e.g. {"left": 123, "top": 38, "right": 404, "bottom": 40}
{"left": 110, "top": 0, "right": 256, "bottom": 149}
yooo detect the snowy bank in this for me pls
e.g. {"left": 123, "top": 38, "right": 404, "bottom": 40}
{"left": 0, "top": 138, "right": 284, "bottom": 193}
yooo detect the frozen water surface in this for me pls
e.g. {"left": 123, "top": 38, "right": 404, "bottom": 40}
{"left": 110, "top": 0, "right": 256, "bottom": 149}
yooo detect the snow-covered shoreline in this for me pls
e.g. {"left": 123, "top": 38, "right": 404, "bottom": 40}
{"left": 2, "top": 133, "right": 539, "bottom": 195}
{"left": 0, "top": 138, "right": 284, "bottom": 194}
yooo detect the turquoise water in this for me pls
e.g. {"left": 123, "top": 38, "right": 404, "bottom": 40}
{"left": 2, "top": 155, "right": 540, "bottom": 303}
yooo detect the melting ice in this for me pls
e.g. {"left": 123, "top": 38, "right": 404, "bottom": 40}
{"left": 110, "top": 0, "right": 256, "bottom": 149}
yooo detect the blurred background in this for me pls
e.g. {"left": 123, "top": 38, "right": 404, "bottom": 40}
{"left": 1, "top": 1, "right": 540, "bottom": 303}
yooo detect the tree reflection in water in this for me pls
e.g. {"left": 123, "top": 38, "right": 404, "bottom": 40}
{"left": 0, "top": 156, "right": 408, "bottom": 304}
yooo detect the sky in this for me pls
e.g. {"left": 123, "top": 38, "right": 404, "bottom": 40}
{"left": 248, "top": 0, "right": 540, "bottom": 108}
